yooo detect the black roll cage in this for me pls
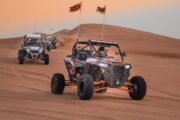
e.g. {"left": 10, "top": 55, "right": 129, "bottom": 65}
{"left": 72, "top": 40, "right": 124, "bottom": 61}
{"left": 24, "top": 37, "right": 43, "bottom": 46}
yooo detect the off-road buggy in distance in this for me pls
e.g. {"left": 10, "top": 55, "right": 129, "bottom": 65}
{"left": 18, "top": 33, "right": 49, "bottom": 64}
{"left": 46, "top": 35, "right": 64, "bottom": 51}
{"left": 51, "top": 40, "right": 147, "bottom": 100}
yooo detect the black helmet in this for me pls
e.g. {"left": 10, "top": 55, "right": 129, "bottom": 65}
{"left": 99, "top": 46, "right": 105, "bottom": 51}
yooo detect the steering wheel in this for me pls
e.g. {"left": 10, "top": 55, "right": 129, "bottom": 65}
{"left": 76, "top": 52, "right": 88, "bottom": 61}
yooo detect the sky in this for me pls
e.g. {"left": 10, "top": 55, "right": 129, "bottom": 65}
{"left": 0, "top": 0, "right": 180, "bottom": 39}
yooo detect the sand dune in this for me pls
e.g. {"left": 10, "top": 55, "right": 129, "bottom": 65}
{"left": 0, "top": 24, "right": 180, "bottom": 120}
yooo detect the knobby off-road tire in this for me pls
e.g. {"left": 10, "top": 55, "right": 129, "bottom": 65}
{"left": 128, "top": 76, "right": 147, "bottom": 100}
{"left": 78, "top": 74, "right": 94, "bottom": 100}
{"left": 51, "top": 73, "right": 65, "bottom": 94}
{"left": 47, "top": 45, "right": 51, "bottom": 52}
{"left": 18, "top": 50, "right": 21, "bottom": 60}
{"left": 44, "top": 54, "right": 49, "bottom": 65}
{"left": 18, "top": 51, "right": 24, "bottom": 64}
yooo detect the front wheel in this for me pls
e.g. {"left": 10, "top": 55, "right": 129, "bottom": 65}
{"left": 44, "top": 54, "right": 49, "bottom": 65}
{"left": 47, "top": 45, "right": 51, "bottom": 52}
{"left": 18, "top": 51, "right": 24, "bottom": 64}
{"left": 128, "top": 76, "right": 147, "bottom": 100}
{"left": 78, "top": 74, "right": 94, "bottom": 100}
{"left": 51, "top": 73, "right": 65, "bottom": 94}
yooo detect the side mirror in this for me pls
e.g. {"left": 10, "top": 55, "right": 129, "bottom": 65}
{"left": 121, "top": 51, "right": 126, "bottom": 57}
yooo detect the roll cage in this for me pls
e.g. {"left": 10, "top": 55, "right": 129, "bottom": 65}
{"left": 23, "top": 35, "right": 43, "bottom": 46}
{"left": 72, "top": 40, "right": 125, "bottom": 61}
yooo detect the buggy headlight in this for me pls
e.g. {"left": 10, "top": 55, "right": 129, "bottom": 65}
{"left": 125, "top": 64, "right": 131, "bottom": 69}
{"left": 98, "top": 63, "right": 108, "bottom": 68}
{"left": 26, "top": 49, "right": 30, "bottom": 52}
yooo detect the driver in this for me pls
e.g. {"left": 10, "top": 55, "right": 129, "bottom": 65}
{"left": 26, "top": 38, "right": 32, "bottom": 45}
{"left": 98, "top": 46, "right": 107, "bottom": 57}
{"left": 35, "top": 39, "right": 41, "bottom": 45}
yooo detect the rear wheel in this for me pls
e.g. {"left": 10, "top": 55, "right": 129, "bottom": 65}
{"left": 18, "top": 50, "right": 21, "bottom": 60}
{"left": 51, "top": 73, "right": 65, "bottom": 94}
{"left": 47, "top": 45, "right": 51, "bottom": 52}
{"left": 128, "top": 76, "right": 147, "bottom": 100}
{"left": 78, "top": 74, "right": 94, "bottom": 100}
{"left": 44, "top": 54, "right": 49, "bottom": 65}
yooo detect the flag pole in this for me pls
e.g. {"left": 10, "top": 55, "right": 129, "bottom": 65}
{"left": 101, "top": 12, "right": 106, "bottom": 40}
{"left": 77, "top": 1, "right": 82, "bottom": 42}
{"left": 34, "top": 15, "right": 37, "bottom": 33}
{"left": 34, "top": 0, "right": 37, "bottom": 33}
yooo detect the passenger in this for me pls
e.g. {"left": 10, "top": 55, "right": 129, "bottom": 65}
{"left": 98, "top": 46, "right": 107, "bottom": 57}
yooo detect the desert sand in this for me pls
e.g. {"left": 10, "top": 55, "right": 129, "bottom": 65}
{"left": 0, "top": 24, "right": 180, "bottom": 120}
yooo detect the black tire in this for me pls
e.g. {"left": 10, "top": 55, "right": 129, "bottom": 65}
{"left": 51, "top": 73, "right": 65, "bottom": 94}
{"left": 18, "top": 51, "right": 24, "bottom": 64}
{"left": 47, "top": 45, "right": 51, "bottom": 52}
{"left": 18, "top": 50, "right": 21, "bottom": 60}
{"left": 128, "top": 76, "right": 147, "bottom": 100}
{"left": 53, "top": 45, "right": 57, "bottom": 49}
{"left": 78, "top": 74, "right": 94, "bottom": 100}
{"left": 44, "top": 54, "right": 49, "bottom": 65}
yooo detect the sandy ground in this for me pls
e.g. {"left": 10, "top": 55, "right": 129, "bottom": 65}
{"left": 0, "top": 24, "right": 180, "bottom": 120}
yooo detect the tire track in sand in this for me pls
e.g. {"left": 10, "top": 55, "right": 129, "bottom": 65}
{"left": 0, "top": 67, "right": 15, "bottom": 77}
{"left": 0, "top": 67, "right": 51, "bottom": 91}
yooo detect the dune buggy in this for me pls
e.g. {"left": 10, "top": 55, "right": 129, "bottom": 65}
{"left": 51, "top": 40, "right": 146, "bottom": 100}
{"left": 18, "top": 33, "right": 49, "bottom": 64}
{"left": 46, "top": 35, "right": 63, "bottom": 51}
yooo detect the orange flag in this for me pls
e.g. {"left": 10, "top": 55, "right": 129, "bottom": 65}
{"left": 70, "top": 2, "right": 82, "bottom": 12}
{"left": 96, "top": 6, "right": 106, "bottom": 14}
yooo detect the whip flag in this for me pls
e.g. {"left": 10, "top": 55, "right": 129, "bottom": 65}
{"left": 69, "top": 1, "right": 83, "bottom": 41}
{"left": 69, "top": 2, "right": 82, "bottom": 12}
{"left": 96, "top": 6, "right": 106, "bottom": 14}
{"left": 96, "top": 6, "right": 106, "bottom": 40}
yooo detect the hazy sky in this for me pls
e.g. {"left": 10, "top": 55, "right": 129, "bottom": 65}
{"left": 0, "top": 0, "right": 180, "bottom": 39}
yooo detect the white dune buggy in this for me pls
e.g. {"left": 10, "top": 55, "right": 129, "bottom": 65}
{"left": 18, "top": 33, "right": 49, "bottom": 65}
{"left": 51, "top": 40, "right": 147, "bottom": 100}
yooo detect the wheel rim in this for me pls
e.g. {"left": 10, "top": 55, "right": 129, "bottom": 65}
{"left": 132, "top": 84, "right": 138, "bottom": 93}
{"left": 134, "top": 84, "right": 138, "bottom": 90}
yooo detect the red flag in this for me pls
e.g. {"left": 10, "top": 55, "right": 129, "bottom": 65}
{"left": 96, "top": 6, "right": 106, "bottom": 14}
{"left": 69, "top": 2, "right": 82, "bottom": 12}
